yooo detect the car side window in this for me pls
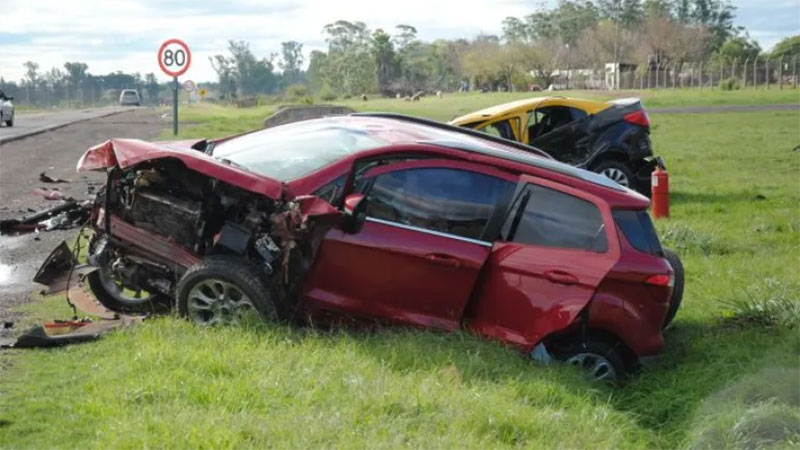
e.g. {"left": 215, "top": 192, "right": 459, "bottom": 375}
{"left": 480, "top": 118, "right": 518, "bottom": 140}
{"left": 365, "top": 167, "right": 509, "bottom": 240}
{"left": 527, "top": 106, "right": 576, "bottom": 142}
{"left": 503, "top": 184, "right": 607, "bottom": 252}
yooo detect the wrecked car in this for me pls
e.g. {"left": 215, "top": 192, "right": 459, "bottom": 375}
{"left": 450, "top": 97, "right": 660, "bottom": 196}
{"left": 38, "top": 113, "right": 684, "bottom": 381}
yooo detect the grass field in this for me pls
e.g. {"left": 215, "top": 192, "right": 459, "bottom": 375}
{"left": 2, "top": 90, "right": 799, "bottom": 448}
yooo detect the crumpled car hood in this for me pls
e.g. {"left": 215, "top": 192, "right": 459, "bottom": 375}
{"left": 77, "top": 138, "right": 288, "bottom": 200}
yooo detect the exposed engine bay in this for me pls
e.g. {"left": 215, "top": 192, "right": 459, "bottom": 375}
{"left": 75, "top": 157, "right": 336, "bottom": 318}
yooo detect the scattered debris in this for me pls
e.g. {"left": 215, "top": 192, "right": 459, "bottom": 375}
{"left": 0, "top": 200, "right": 91, "bottom": 234}
{"left": 32, "top": 187, "right": 71, "bottom": 201}
{"left": 39, "top": 171, "right": 70, "bottom": 183}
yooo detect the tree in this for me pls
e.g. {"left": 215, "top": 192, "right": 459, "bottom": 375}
{"left": 770, "top": 35, "right": 800, "bottom": 60}
{"left": 371, "top": 29, "right": 396, "bottom": 95}
{"left": 279, "top": 41, "right": 304, "bottom": 84}
{"left": 145, "top": 73, "right": 160, "bottom": 104}
{"left": 714, "top": 36, "right": 760, "bottom": 64}
{"left": 210, "top": 54, "right": 235, "bottom": 100}
{"left": 322, "top": 20, "right": 374, "bottom": 95}
{"left": 597, "top": 0, "right": 643, "bottom": 29}
{"left": 225, "top": 40, "right": 277, "bottom": 97}
{"left": 64, "top": 61, "right": 88, "bottom": 105}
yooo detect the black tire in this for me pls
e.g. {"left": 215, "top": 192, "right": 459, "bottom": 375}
{"left": 662, "top": 248, "right": 684, "bottom": 329}
{"left": 593, "top": 160, "right": 634, "bottom": 190}
{"left": 553, "top": 339, "right": 627, "bottom": 383}
{"left": 86, "top": 267, "right": 168, "bottom": 314}
{"left": 6, "top": 115, "right": 13, "bottom": 127}
{"left": 176, "top": 256, "right": 277, "bottom": 325}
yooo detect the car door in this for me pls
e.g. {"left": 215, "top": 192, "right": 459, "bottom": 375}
{"left": 465, "top": 175, "right": 620, "bottom": 350}
{"left": 527, "top": 106, "right": 591, "bottom": 164}
{"left": 301, "top": 159, "right": 515, "bottom": 331}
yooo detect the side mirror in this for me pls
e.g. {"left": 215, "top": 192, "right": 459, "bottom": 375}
{"left": 341, "top": 193, "right": 367, "bottom": 234}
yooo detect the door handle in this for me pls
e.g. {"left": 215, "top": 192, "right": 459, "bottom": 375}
{"left": 424, "top": 254, "right": 461, "bottom": 269}
{"left": 544, "top": 270, "right": 579, "bottom": 285}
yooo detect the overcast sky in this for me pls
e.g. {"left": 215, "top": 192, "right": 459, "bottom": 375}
{"left": 1, "top": 0, "right": 797, "bottom": 83}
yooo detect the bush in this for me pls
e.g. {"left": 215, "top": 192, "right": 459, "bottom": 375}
{"left": 286, "top": 84, "right": 310, "bottom": 102}
{"left": 721, "top": 278, "right": 800, "bottom": 328}
{"left": 719, "top": 78, "right": 741, "bottom": 90}
{"left": 318, "top": 86, "right": 337, "bottom": 102}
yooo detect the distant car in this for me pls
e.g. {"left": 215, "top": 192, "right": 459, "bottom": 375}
{"left": 119, "top": 89, "right": 140, "bottom": 106}
{"left": 38, "top": 114, "right": 684, "bottom": 381}
{"left": 0, "top": 90, "right": 14, "bottom": 127}
{"left": 450, "top": 97, "right": 660, "bottom": 196}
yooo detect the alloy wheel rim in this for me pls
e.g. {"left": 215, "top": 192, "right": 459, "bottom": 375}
{"left": 566, "top": 352, "right": 617, "bottom": 381}
{"left": 600, "top": 168, "right": 629, "bottom": 187}
{"left": 186, "top": 278, "right": 256, "bottom": 325}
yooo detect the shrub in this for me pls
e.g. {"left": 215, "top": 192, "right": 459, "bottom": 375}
{"left": 318, "top": 86, "right": 337, "bottom": 102}
{"left": 719, "top": 78, "right": 741, "bottom": 91}
{"left": 286, "top": 84, "right": 310, "bottom": 102}
{"left": 720, "top": 278, "right": 800, "bottom": 328}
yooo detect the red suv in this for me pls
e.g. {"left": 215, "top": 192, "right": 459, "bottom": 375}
{"left": 42, "top": 114, "right": 683, "bottom": 381}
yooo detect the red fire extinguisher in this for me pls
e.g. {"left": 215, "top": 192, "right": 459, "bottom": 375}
{"left": 651, "top": 160, "right": 669, "bottom": 219}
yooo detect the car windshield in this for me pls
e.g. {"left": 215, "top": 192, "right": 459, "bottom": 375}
{"left": 212, "top": 120, "right": 388, "bottom": 180}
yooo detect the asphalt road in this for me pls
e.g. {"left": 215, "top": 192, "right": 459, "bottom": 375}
{"left": 0, "top": 106, "right": 137, "bottom": 144}
{"left": 0, "top": 108, "right": 166, "bottom": 342}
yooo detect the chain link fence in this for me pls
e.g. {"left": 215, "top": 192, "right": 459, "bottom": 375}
{"left": 611, "top": 55, "right": 799, "bottom": 91}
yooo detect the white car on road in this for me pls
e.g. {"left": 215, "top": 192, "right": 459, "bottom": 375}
{"left": 119, "top": 89, "right": 140, "bottom": 106}
{"left": 0, "top": 90, "right": 14, "bottom": 127}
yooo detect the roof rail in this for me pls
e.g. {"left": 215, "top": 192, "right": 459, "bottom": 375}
{"left": 351, "top": 112, "right": 554, "bottom": 160}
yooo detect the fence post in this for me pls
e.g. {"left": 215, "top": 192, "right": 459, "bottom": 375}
{"left": 675, "top": 62, "right": 680, "bottom": 88}
{"left": 656, "top": 63, "right": 661, "bottom": 88}
{"left": 779, "top": 56, "right": 784, "bottom": 90}
{"left": 753, "top": 56, "right": 758, "bottom": 90}
{"left": 794, "top": 55, "right": 798, "bottom": 89}
{"left": 765, "top": 57, "right": 770, "bottom": 89}
{"left": 699, "top": 62, "right": 704, "bottom": 90}
{"left": 743, "top": 57, "right": 749, "bottom": 88}
{"left": 709, "top": 61, "right": 714, "bottom": 88}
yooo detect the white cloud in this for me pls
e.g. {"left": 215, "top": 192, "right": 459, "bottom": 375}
{"left": 0, "top": 0, "right": 795, "bottom": 83}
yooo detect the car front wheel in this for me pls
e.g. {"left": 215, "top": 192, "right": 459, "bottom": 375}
{"left": 176, "top": 256, "right": 278, "bottom": 325}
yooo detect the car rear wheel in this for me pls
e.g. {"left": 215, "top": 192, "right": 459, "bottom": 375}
{"left": 662, "top": 248, "right": 684, "bottom": 329}
{"left": 176, "top": 256, "right": 277, "bottom": 325}
{"left": 554, "top": 339, "right": 627, "bottom": 383}
{"left": 6, "top": 114, "right": 13, "bottom": 127}
{"left": 593, "top": 160, "right": 633, "bottom": 188}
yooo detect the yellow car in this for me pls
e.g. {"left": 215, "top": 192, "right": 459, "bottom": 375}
{"left": 450, "top": 97, "right": 659, "bottom": 195}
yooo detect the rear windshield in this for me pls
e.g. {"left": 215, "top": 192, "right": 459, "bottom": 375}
{"left": 613, "top": 210, "right": 663, "bottom": 255}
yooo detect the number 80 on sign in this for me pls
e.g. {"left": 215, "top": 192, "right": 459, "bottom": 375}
{"left": 158, "top": 39, "right": 191, "bottom": 77}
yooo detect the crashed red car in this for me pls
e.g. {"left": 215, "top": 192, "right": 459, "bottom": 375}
{"left": 42, "top": 113, "right": 684, "bottom": 381}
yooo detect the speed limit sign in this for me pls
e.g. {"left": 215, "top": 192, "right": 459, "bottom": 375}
{"left": 158, "top": 38, "right": 191, "bottom": 77}
{"left": 159, "top": 38, "right": 191, "bottom": 135}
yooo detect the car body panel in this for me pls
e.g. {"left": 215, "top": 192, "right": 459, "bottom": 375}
{"left": 451, "top": 97, "right": 610, "bottom": 126}
{"left": 465, "top": 174, "right": 621, "bottom": 351}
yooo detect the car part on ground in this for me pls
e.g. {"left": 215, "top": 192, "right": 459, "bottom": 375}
{"left": 449, "top": 97, "right": 659, "bottom": 196}
{"left": 0, "top": 200, "right": 91, "bottom": 234}
{"left": 662, "top": 248, "right": 684, "bottom": 329}
{"left": 30, "top": 114, "right": 682, "bottom": 381}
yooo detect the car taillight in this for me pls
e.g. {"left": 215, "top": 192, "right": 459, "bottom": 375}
{"left": 645, "top": 273, "right": 673, "bottom": 287}
{"left": 624, "top": 110, "right": 650, "bottom": 127}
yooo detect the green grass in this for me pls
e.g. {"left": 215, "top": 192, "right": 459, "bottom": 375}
{"left": 161, "top": 88, "right": 799, "bottom": 140}
{"left": 3, "top": 96, "right": 800, "bottom": 449}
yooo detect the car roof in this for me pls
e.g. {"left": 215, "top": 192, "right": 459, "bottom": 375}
{"left": 450, "top": 96, "right": 611, "bottom": 124}
{"left": 220, "top": 114, "right": 626, "bottom": 193}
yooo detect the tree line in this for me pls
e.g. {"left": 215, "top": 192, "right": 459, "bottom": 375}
{"left": 0, "top": 62, "right": 164, "bottom": 107}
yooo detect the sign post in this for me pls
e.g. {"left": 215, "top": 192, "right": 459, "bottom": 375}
{"left": 158, "top": 39, "right": 191, "bottom": 135}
